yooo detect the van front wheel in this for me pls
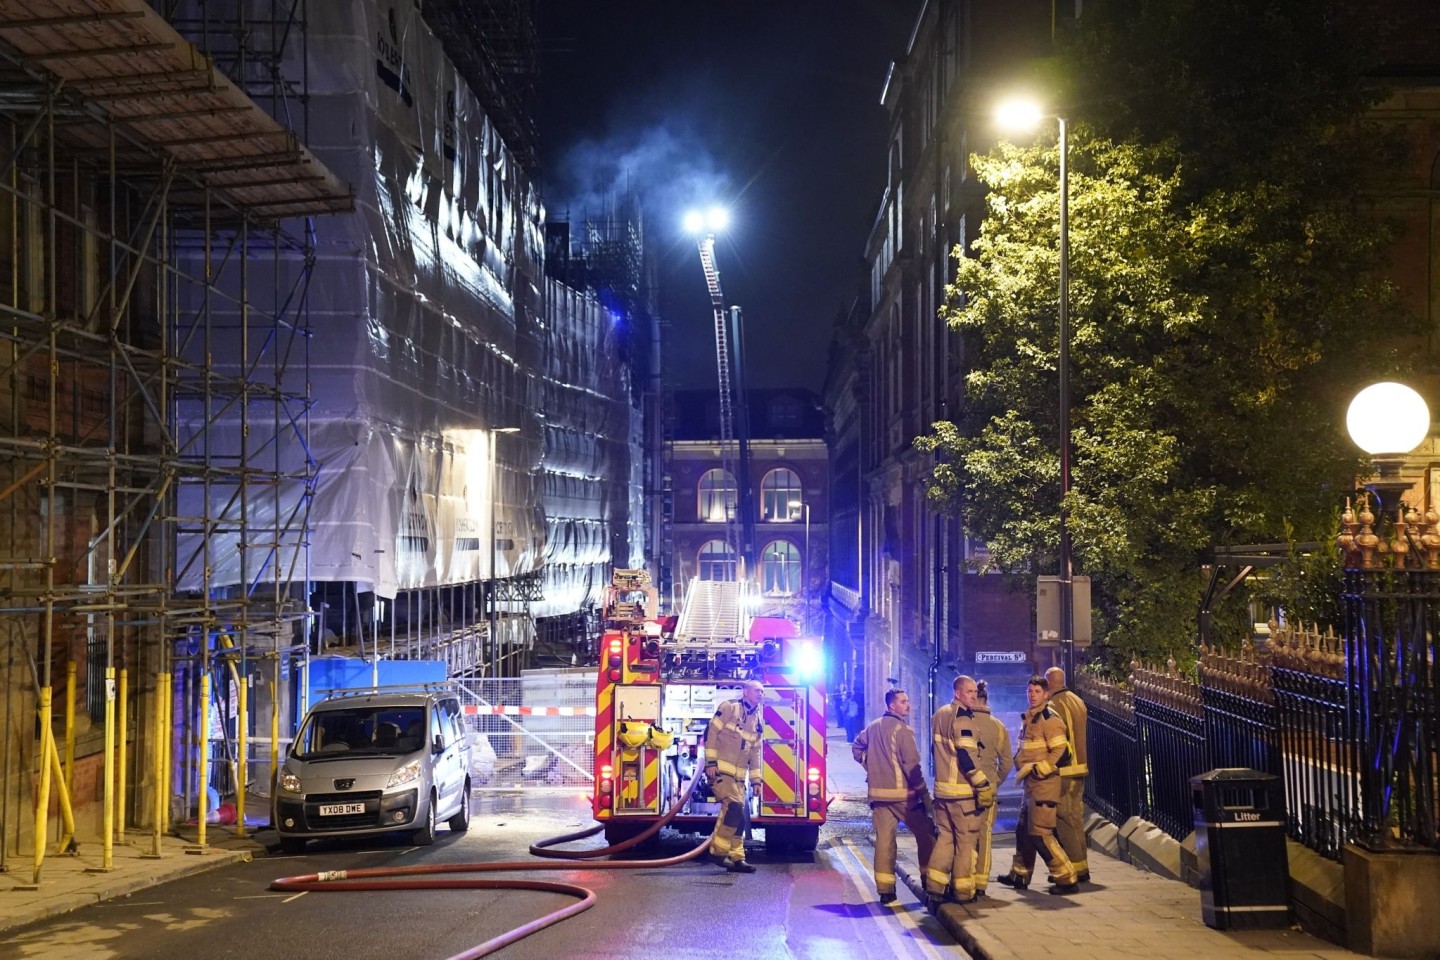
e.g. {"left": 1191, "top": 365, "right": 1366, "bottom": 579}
{"left": 412, "top": 793, "right": 437, "bottom": 846}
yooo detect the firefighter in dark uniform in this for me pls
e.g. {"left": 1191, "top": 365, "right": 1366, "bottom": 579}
{"left": 705, "top": 678, "right": 765, "bottom": 873}
{"left": 926, "top": 675, "right": 990, "bottom": 907}
{"left": 1046, "top": 666, "right": 1090, "bottom": 882}
{"left": 997, "top": 676, "right": 1079, "bottom": 894}
{"left": 852, "top": 688, "right": 936, "bottom": 904}
{"left": 970, "top": 679, "right": 1012, "bottom": 897}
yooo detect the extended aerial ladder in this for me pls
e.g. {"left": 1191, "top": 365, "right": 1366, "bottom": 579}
{"left": 694, "top": 232, "right": 756, "bottom": 580}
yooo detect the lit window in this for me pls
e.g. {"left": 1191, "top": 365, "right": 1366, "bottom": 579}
{"left": 761, "top": 468, "right": 802, "bottom": 522}
{"left": 698, "top": 540, "right": 738, "bottom": 581}
{"left": 760, "top": 540, "right": 801, "bottom": 596}
{"left": 697, "top": 469, "right": 737, "bottom": 522}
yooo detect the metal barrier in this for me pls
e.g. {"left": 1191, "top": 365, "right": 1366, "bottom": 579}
{"left": 454, "top": 669, "right": 597, "bottom": 790}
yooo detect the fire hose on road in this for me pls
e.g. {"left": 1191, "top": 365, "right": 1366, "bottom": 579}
{"left": 270, "top": 756, "right": 715, "bottom": 959}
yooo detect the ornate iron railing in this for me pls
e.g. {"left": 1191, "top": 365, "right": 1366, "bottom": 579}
{"left": 1077, "top": 674, "right": 1141, "bottom": 825}
{"left": 1131, "top": 663, "right": 1209, "bottom": 840}
{"left": 1078, "top": 497, "right": 1439, "bottom": 859}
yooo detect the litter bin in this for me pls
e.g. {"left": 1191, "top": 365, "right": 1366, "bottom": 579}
{"left": 1190, "top": 768, "right": 1290, "bottom": 930}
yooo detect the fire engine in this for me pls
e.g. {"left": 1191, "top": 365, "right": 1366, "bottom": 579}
{"left": 591, "top": 569, "right": 827, "bottom": 852}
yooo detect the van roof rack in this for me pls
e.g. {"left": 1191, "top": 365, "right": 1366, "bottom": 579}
{"left": 314, "top": 681, "right": 456, "bottom": 699}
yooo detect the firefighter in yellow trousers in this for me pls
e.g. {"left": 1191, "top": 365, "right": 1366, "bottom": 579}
{"left": 1046, "top": 666, "right": 1090, "bottom": 882}
{"left": 998, "top": 676, "right": 1079, "bottom": 895}
{"left": 970, "top": 680, "right": 1012, "bottom": 897}
{"left": 705, "top": 679, "right": 765, "bottom": 873}
{"left": 852, "top": 688, "right": 936, "bottom": 904}
{"left": 926, "top": 675, "right": 991, "bottom": 907}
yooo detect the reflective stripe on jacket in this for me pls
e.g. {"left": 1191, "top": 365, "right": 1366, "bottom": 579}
{"left": 852, "top": 713, "right": 927, "bottom": 804}
{"left": 705, "top": 698, "right": 763, "bottom": 778}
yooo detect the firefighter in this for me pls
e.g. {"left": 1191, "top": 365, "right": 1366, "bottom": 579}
{"left": 851, "top": 688, "right": 935, "bottom": 904}
{"left": 704, "top": 678, "right": 765, "bottom": 873}
{"left": 926, "top": 674, "right": 990, "bottom": 907}
{"left": 997, "top": 676, "right": 1078, "bottom": 894}
{"left": 1046, "top": 666, "right": 1090, "bottom": 882}
{"left": 970, "top": 679, "right": 1012, "bottom": 897}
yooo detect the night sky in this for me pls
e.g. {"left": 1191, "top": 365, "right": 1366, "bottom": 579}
{"left": 536, "top": 2, "right": 914, "bottom": 394}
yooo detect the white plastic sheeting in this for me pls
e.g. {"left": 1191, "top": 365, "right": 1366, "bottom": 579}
{"left": 173, "top": 0, "right": 643, "bottom": 615}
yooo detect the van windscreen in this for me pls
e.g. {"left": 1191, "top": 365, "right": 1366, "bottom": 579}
{"left": 295, "top": 706, "right": 427, "bottom": 757}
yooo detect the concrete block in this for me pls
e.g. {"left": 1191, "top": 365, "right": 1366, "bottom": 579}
{"left": 1179, "top": 830, "right": 1200, "bottom": 888}
{"left": 1088, "top": 818, "right": 1121, "bottom": 859}
{"left": 1119, "top": 819, "right": 1184, "bottom": 881}
{"left": 1343, "top": 844, "right": 1440, "bottom": 959}
{"left": 1286, "top": 840, "right": 1345, "bottom": 948}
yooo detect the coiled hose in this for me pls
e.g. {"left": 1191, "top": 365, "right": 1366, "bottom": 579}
{"left": 271, "top": 759, "right": 714, "bottom": 959}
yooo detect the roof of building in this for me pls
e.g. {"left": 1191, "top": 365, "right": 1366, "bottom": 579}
{"left": 669, "top": 388, "right": 824, "bottom": 443}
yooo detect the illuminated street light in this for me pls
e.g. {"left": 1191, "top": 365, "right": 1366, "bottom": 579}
{"left": 1346, "top": 382, "right": 1429, "bottom": 459}
{"left": 996, "top": 95, "right": 1074, "bottom": 680}
{"left": 1346, "top": 381, "right": 1430, "bottom": 519}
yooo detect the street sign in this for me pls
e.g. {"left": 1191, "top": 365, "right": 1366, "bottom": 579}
{"left": 1036, "top": 575, "right": 1092, "bottom": 647}
{"left": 975, "top": 651, "right": 1028, "bottom": 664}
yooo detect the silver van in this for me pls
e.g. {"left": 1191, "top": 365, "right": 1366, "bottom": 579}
{"left": 271, "top": 687, "right": 473, "bottom": 853}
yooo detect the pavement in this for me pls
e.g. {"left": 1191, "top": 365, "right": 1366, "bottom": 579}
{"left": 0, "top": 824, "right": 264, "bottom": 935}
{"left": 825, "top": 725, "right": 1364, "bottom": 960}
{"left": 0, "top": 725, "right": 1368, "bottom": 959}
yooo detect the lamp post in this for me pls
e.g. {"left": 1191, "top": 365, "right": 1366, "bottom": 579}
{"left": 1345, "top": 381, "right": 1430, "bottom": 520}
{"left": 997, "top": 98, "right": 1074, "bottom": 680}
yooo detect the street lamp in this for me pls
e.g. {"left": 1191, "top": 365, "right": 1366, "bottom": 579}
{"left": 1346, "top": 382, "right": 1430, "bottom": 519}
{"left": 996, "top": 96, "right": 1074, "bottom": 680}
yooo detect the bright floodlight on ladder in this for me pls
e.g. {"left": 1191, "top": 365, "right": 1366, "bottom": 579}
{"left": 683, "top": 205, "right": 730, "bottom": 235}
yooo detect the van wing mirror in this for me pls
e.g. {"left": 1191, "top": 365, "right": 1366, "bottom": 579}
{"left": 432, "top": 734, "right": 445, "bottom": 754}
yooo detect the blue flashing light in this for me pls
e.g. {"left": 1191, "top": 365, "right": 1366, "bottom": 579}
{"left": 794, "top": 640, "right": 824, "bottom": 682}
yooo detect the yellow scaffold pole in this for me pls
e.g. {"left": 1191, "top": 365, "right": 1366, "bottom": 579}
{"left": 33, "top": 687, "right": 52, "bottom": 884}
{"left": 63, "top": 660, "right": 76, "bottom": 798}
{"left": 149, "top": 672, "right": 166, "bottom": 858}
{"left": 116, "top": 666, "right": 128, "bottom": 839}
{"left": 161, "top": 671, "right": 172, "bottom": 834}
{"left": 101, "top": 665, "right": 115, "bottom": 870}
{"left": 269, "top": 675, "right": 279, "bottom": 807}
{"left": 195, "top": 671, "right": 210, "bottom": 850}
{"left": 235, "top": 678, "right": 247, "bottom": 837}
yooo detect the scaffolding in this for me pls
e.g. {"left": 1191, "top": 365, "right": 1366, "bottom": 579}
{"left": 0, "top": 0, "right": 347, "bottom": 881}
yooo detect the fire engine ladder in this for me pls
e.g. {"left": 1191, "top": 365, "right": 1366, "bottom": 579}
{"left": 697, "top": 235, "right": 741, "bottom": 569}
{"left": 674, "top": 578, "right": 749, "bottom": 643}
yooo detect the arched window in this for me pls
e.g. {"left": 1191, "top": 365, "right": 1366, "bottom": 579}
{"left": 698, "top": 539, "right": 737, "bottom": 581}
{"left": 697, "top": 469, "right": 737, "bottom": 522}
{"left": 760, "top": 468, "right": 802, "bottom": 522}
{"left": 760, "top": 540, "right": 801, "bottom": 595}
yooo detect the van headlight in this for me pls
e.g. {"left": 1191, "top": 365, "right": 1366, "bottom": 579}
{"left": 386, "top": 760, "right": 422, "bottom": 788}
{"left": 279, "top": 766, "right": 301, "bottom": 793}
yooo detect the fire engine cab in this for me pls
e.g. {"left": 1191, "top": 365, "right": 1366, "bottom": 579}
{"left": 592, "top": 570, "right": 828, "bottom": 852}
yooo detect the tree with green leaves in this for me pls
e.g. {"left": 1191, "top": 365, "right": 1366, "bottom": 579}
{"left": 916, "top": 0, "right": 1415, "bottom": 670}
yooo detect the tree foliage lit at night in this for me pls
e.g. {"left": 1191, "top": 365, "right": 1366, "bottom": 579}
{"left": 917, "top": 0, "right": 1420, "bottom": 669}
